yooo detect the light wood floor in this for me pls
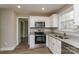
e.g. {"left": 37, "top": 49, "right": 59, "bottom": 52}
{"left": 0, "top": 38, "right": 52, "bottom": 54}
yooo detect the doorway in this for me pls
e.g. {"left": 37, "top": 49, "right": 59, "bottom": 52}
{"left": 16, "top": 17, "right": 29, "bottom": 49}
{"left": 19, "top": 18, "right": 28, "bottom": 42}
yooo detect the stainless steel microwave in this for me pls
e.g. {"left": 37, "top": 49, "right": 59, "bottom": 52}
{"left": 35, "top": 22, "right": 45, "bottom": 28}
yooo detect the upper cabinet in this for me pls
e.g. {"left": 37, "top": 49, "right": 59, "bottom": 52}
{"left": 50, "top": 14, "right": 58, "bottom": 27}
{"left": 29, "top": 16, "right": 50, "bottom": 27}
{"left": 74, "top": 4, "right": 79, "bottom": 25}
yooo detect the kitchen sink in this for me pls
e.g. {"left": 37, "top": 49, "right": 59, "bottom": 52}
{"left": 54, "top": 34, "right": 69, "bottom": 39}
{"left": 57, "top": 36, "right": 69, "bottom": 39}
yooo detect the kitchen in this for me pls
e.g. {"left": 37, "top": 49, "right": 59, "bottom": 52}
{"left": 28, "top": 4, "right": 79, "bottom": 54}
{"left": 0, "top": 4, "right": 79, "bottom": 54}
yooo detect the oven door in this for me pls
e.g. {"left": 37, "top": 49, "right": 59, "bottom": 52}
{"left": 35, "top": 35, "right": 46, "bottom": 44}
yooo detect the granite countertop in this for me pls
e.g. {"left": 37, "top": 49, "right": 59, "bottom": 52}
{"left": 30, "top": 27, "right": 58, "bottom": 29}
{"left": 29, "top": 32, "right": 35, "bottom": 35}
{"left": 29, "top": 31, "right": 79, "bottom": 48}
{"left": 46, "top": 33, "right": 79, "bottom": 48}
{"left": 29, "top": 32, "right": 53, "bottom": 35}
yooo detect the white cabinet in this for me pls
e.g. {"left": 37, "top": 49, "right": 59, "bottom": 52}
{"left": 46, "top": 35, "right": 49, "bottom": 47}
{"left": 45, "top": 17, "right": 50, "bottom": 27}
{"left": 29, "top": 35, "right": 35, "bottom": 48}
{"left": 49, "top": 36, "right": 52, "bottom": 50}
{"left": 53, "top": 39, "right": 61, "bottom": 54}
{"left": 50, "top": 14, "right": 58, "bottom": 27}
{"left": 29, "top": 16, "right": 50, "bottom": 27}
{"left": 48, "top": 35, "right": 61, "bottom": 54}
{"left": 48, "top": 36, "right": 54, "bottom": 53}
{"left": 74, "top": 4, "right": 79, "bottom": 25}
{"left": 49, "top": 36, "right": 54, "bottom": 52}
{"left": 47, "top": 35, "right": 50, "bottom": 49}
{"left": 29, "top": 16, "right": 36, "bottom": 27}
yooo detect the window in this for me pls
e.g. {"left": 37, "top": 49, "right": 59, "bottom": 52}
{"left": 59, "top": 10, "right": 77, "bottom": 30}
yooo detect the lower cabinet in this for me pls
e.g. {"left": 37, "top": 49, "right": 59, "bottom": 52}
{"left": 47, "top": 35, "right": 79, "bottom": 54}
{"left": 48, "top": 35, "right": 61, "bottom": 54}
{"left": 46, "top": 35, "right": 49, "bottom": 47}
{"left": 29, "top": 35, "right": 35, "bottom": 48}
{"left": 61, "top": 42, "right": 78, "bottom": 54}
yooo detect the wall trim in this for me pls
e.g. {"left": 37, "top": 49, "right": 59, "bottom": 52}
{"left": 16, "top": 17, "right": 29, "bottom": 46}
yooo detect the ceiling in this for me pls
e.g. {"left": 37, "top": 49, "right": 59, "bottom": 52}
{"left": 0, "top": 4, "right": 66, "bottom": 16}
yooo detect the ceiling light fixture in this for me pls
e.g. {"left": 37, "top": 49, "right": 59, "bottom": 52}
{"left": 17, "top": 5, "right": 21, "bottom": 8}
{"left": 42, "top": 8, "right": 45, "bottom": 11}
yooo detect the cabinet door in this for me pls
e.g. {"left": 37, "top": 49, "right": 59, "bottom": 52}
{"left": 45, "top": 17, "right": 50, "bottom": 27}
{"left": 49, "top": 36, "right": 51, "bottom": 50}
{"left": 48, "top": 36, "right": 54, "bottom": 53}
{"left": 48, "top": 36, "right": 53, "bottom": 50}
{"left": 46, "top": 35, "right": 48, "bottom": 47}
{"left": 52, "top": 14, "right": 58, "bottom": 27}
{"left": 55, "top": 39, "right": 61, "bottom": 54}
{"left": 50, "top": 14, "right": 58, "bottom": 27}
{"left": 48, "top": 36, "right": 61, "bottom": 54}
{"left": 29, "top": 35, "right": 35, "bottom": 48}
{"left": 50, "top": 37, "right": 54, "bottom": 53}
{"left": 52, "top": 38, "right": 57, "bottom": 54}
{"left": 53, "top": 39, "right": 61, "bottom": 54}
{"left": 49, "top": 37, "right": 52, "bottom": 51}
{"left": 48, "top": 36, "right": 50, "bottom": 49}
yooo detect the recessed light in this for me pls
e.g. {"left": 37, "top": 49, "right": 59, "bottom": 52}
{"left": 42, "top": 8, "right": 45, "bottom": 11}
{"left": 17, "top": 5, "right": 21, "bottom": 8}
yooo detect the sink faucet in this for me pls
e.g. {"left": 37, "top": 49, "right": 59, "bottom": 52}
{"left": 63, "top": 33, "right": 69, "bottom": 39}
{"left": 63, "top": 33, "right": 66, "bottom": 36}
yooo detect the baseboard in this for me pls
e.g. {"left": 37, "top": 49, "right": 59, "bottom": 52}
{"left": 0, "top": 44, "right": 18, "bottom": 51}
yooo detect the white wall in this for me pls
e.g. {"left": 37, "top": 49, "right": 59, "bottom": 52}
{"left": 0, "top": 11, "right": 1, "bottom": 48}
{"left": 58, "top": 5, "right": 73, "bottom": 15}
{"left": 58, "top": 5, "right": 73, "bottom": 30}
{"left": 54, "top": 4, "right": 79, "bottom": 37}
{"left": 0, "top": 9, "right": 17, "bottom": 51}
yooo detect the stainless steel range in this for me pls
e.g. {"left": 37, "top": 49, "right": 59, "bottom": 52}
{"left": 35, "top": 22, "right": 46, "bottom": 44}
{"left": 35, "top": 32, "right": 46, "bottom": 44}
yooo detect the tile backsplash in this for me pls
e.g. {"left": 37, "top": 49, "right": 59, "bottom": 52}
{"left": 30, "top": 26, "right": 79, "bottom": 37}
{"left": 53, "top": 26, "right": 79, "bottom": 37}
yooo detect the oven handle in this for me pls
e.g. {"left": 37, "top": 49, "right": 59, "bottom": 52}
{"left": 35, "top": 35, "right": 46, "bottom": 36}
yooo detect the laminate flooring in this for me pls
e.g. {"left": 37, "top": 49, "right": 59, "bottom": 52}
{"left": 0, "top": 38, "right": 52, "bottom": 54}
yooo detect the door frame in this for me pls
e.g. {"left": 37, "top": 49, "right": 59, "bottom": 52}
{"left": 16, "top": 17, "right": 29, "bottom": 46}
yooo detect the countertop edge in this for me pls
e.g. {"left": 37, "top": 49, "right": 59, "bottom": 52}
{"left": 46, "top": 33, "right": 79, "bottom": 48}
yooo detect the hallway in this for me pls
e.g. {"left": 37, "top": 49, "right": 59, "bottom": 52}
{"left": 15, "top": 38, "right": 29, "bottom": 51}
{"left": 0, "top": 38, "right": 52, "bottom": 54}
